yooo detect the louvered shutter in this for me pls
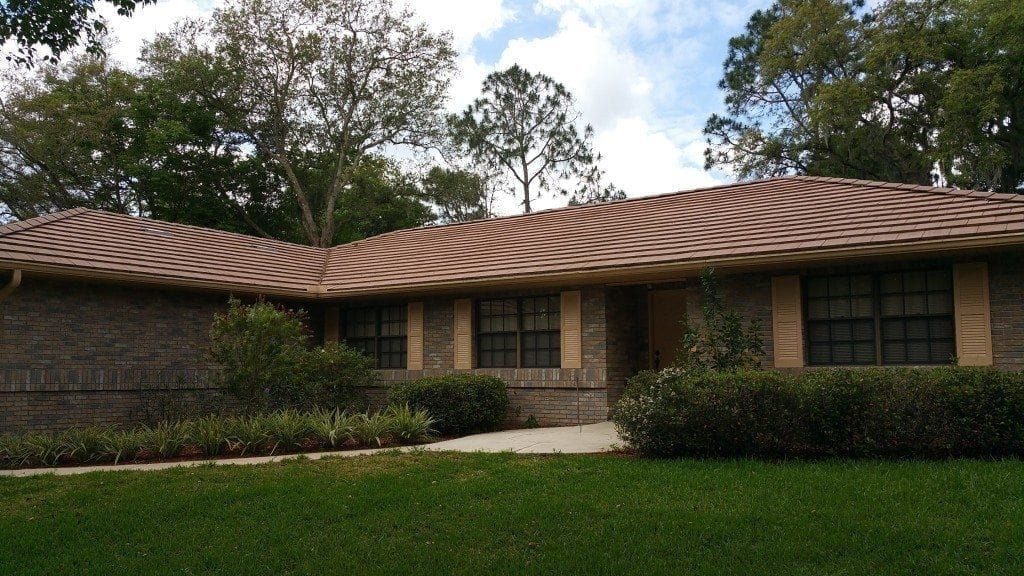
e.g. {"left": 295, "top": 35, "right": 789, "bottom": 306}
{"left": 771, "top": 276, "right": 804, "bottom": 368}
{"left": 560, "top": 291, "right": 582, "bottom": 369}
{"left": 954, "top": 262, "right": 993, "bottom": 366}
{"left": 407, "top": 302, "right": 424, "bottom": 370}
{"left": 454, "top": 298, "right": 473, "bottom": 369}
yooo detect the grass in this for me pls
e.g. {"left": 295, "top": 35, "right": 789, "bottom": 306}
{"left": 1, "top": 453, "right": 1023, "bottom": 575}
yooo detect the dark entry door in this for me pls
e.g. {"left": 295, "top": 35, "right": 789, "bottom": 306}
{"left": 648, "top": 289, "right": 687, "bottom": 370}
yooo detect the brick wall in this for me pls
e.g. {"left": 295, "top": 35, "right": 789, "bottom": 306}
{"left": 368, "top": 286, "right": 615, "bottom": 427}
{"left": 0, "top": 277, "right": 230, "bottom": 433}
{"left": 989, "top": 254, "right": 1024, "bottom": 370}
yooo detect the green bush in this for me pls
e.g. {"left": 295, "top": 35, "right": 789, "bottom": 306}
{"left": 388, "top": 374, "right": 509, "bottom": 435}
{"left": 298, "top": 342, "right": 373, "bottom": 411}
{"left": 612, "top": 366, "right": 1024, "bottom": 458}
{"left": 0, "top": 406, "right": 440, "bottom": 470}
{"left": 209, "top": 298, "right": 376, "bottom": 411}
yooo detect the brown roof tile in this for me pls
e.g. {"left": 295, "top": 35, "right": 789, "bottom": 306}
{"left": 320, "top": 176, "right": 1024, "bottom": 295}
{"left": 1, "top": 176, "right": 1023, "bottom": 298}
{"left": 0, "top": 209, "right": 326, "bottom": 296}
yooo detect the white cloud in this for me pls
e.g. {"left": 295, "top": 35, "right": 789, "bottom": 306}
{"left": 406, "top": 0, "right": 513, "bottom": 52}
{"left": 97, "top": 0, "right": 216, "bottom": 68}
{"left": 496, "top": 11, "right": 650, "bottom": 131}
{"left": 597, "top": 116, "right": 719, "bottom": 196}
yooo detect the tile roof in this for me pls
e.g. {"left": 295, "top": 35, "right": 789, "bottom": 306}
{"left": 319, "top": 176, "right": 1024, "bottom": 295}
{"left": 2, "top": 176, "right": 1023, "bottom": 298}
{"left": 0, "top": 208, "right": 326, "bottom": 296}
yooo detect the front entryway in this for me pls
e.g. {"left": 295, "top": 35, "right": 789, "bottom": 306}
{"left": 648, "top": 289, "right": 687, "bottom": 370}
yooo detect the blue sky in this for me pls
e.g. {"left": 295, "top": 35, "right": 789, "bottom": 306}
{"left": 100, "top": 0, "right": 773, "bottom": 213}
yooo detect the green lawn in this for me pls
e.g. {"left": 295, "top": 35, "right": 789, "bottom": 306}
{"left": 2, "top": 453, "right": 1022, "bottom": 575}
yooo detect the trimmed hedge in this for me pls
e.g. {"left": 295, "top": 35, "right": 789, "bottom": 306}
{"left": 388, "top": 374, "right": 509, "bottom": 435}
{"left": 611, "top": 367, "right": 1024, "bottom": 458}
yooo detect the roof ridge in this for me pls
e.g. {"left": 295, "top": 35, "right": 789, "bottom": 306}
{"left": 337, "top": 175, "right": 791, "bottom": 245}
{"left": 787, "top": 175, "right": 1024, "bottom": 202}
{"left": 0, "top": 207, "right": 90, "bottom": 237}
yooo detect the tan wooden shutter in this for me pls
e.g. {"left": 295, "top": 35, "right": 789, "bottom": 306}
{"left": 954, "top": 262, "right": 993, "bottom": 366}
{"left": 771, "top": 276, "right": 804, "bottom": 368}
{"left": 407, "top": 302, "right": 424, "bottom": 370}
{"left": 454, "top": 298, "right": 473, "bottom": 370}
{"left": 324, "top": 306, "right": 340, "bottom": 344}
{"left": 560, "top": 290, "right": 583, "bottom": 369}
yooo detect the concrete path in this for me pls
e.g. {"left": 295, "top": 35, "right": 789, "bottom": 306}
{"left": 0, "top": 422, "right": 622, "bottom": 477}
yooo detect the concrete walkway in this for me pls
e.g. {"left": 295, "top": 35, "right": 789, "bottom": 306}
{"left": 0, "top": 421, "right": 622, "bottom": 477}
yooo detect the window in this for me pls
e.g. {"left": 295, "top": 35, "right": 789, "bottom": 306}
{"left": 342, "top": 305, "right": 407, "bottom": 368}
{"left": 805, "top": 269, "right": 955, "bottom": 366}
{"left": 477, "top": 296, "right": 561, "bottom": 368}
{"left": 879, "top": 270, "right": 955, "bottom": 364}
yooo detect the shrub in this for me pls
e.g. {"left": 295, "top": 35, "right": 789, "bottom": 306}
{"left": 99, "top": 429, "right": 141, "bottom": 465}
{"left": 298, "top": 342, "right": 374, "bottom": 411}
{"left": 351, "top": 412, "right": 394, "bottom": 447}
{"left": 192, "top": 415, "right": 227, "bottom": 457}
{"left": 223, "top": 414, "right": 272, "bottom": 456}
{"left": 210, "top": 298, "right": 309, "bottom": 411}
{"left": 612, "top": 366, "right": 1024, "bottom": 459}
{"left": 137, "top": 421, "right": 192, "bottom": 459}
{"left": 310, "top": 408, "right": 357, "bottom": 449}
{"left": 210, "top": 298, "right": 376, "bottom": 411}
{"left": 61, "top": 426, "right": 108, "bottom": 464}
{"left": 264, "top": 409, "right": 314, "bottom": 453}
{"left": 387, "top": 404, "right": 437, "bottom": 444}
{"left": 389, "top": 374, "right": 509, "bottom": 435}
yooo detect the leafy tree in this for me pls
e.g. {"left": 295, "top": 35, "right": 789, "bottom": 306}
{"left": 0, "top": 0, "right": 154, "bottom": 66}
{"left": 331, "top": 157, "right": 435, "bottom": 244}
{"left": 706, "top": 0, "right": 1024, "bottom": 193}
{"left": 0, "top": 53, "right": 294, "bottom": 238}
{"left": 421, "top": 166, "right": 495, "bottom": 223}
{"left": 0, "top": 55, "right": 141, "bottom": 218}
{"left": 450, "top": 65, "right": 618, "bottom": 213}
{"left": 147, "top": 0, "right": 457, "bottom": 246}
{"left": 937, "top": 0, "right": 1024, "bottom": 192}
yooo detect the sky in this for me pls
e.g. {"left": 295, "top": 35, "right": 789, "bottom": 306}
{"left": 96, "top": 0, "right": 773, "bottom": 214}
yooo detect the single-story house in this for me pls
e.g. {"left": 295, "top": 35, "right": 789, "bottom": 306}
{"left": 2, "top": 175, "right": 1023, "bottom": 433}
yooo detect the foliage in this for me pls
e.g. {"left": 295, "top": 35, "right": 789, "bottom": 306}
{"left": 449, "top": 65, "right": 620, "bottom": 213}
{"left": 705, "top": 0, "right": 1024, "bottom": 193}
{"left": 612, "top": 366, "right": 1024, "bottom": 458}
{"left": 209, "top": 298, "right": 309, "bottom": 412}
{"left": 145, "top": 0, "right": 457, "bottom": 246}
{"left": 330, "top": 157, "right": 436, "bottom": 245}
{"left": 386, "top": 404, "right": 437, "bottom": 444}
{"left": 0, "top": 52, "right": 296, "bottom": 238}
{"left": 137, "top": 421, "right": 192, "bottom": 459}
{"left": 0, "top": 407, "right": 443, "bottom": 469}
{"left": 191, "top": 415, "right": 227, "bottom": 457}
{"left": 298, "top": 342, "right": 374, "bottom": 412}
{"left": 351, "top": 412, "right": 395, "bottom": 448}
{"left": 0, "top": 0, "right": 154, "bottom": 66}
{"left": 673, "top": 269, "right": 765, "bottom": 371}
{"left": 421, "top": 166, "right": 495, "bottom": 223}
{"left": 310, "top": 408, "right": 357, "bottom": 449}
{"left": 223, "top": 414, "right": 271, "bottom": 456}
{"left": 389, "top": 374, "right": 509, "bottom": 435}
{"left": 264, "top": 409, "right": 314, "bottom": 453}
{"left": 98, "top": 429, "right": 140, "bottom": 465}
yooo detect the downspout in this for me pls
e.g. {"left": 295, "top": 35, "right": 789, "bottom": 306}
{"left": 0, "top": 269, "right": 22, "bottom": 302}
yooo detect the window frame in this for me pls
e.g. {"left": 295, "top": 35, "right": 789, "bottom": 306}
{"left": 803, "top": 268, "right": 956, "bottom": 367}
{"left": 341, "top": 304, "right": 408, "bottom": 369}
{"left": 476, "top": 295, "right": 561, "bottom": 369}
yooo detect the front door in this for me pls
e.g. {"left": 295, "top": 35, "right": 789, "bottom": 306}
{"left": 648, "top": 289, "right": 687, "bottom": 370}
